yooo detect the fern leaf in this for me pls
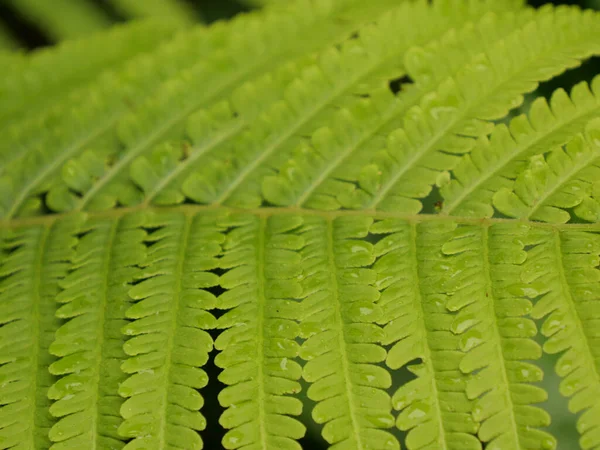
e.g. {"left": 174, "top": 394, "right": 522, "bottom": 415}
{"left": 118, "top": 211, "right": 220, "bottom": 449}
{"left": 0, "top": 0, "right": 395, "bottom": 219}
{"left": 46, "top": 215, "right": 146, "bottom": 449}
{"left": 0, "top": 218, "right": 79, "bottom": 449}
{"left": 523, "top": 227, "right": 600, "bottom": 450}
{"left": 215, "top": 213, "right": 306, "bottom": 449}
{"left": 371, "top": 219, "right": 479, "bottom": 449}
{"left": 493, "top": 121, "right": 600, "bottom": 223}
{"left": 295, "top": 215, "right": 396, "bottom": 449}
{"left": 340, "top": 6, "right": 600, "bottom": 212}
{"left": 2, "top": 1, "right": 600, "bottom": 449}
{"left": 442, "top": 76, "right": 600, "bottom": 218}
{"left": 3, "top": 0, "right": 112, "bottom": 41}
{"left": 154, "top": 1, "right": 517, "bottom": 210}
{"left": 0, "top": 20, "right": 178, "bottom": 132}
{"left": 129, "top": 54, "right": 318, "bottom": 207}
{"left": 440, "top": 223, "right": 554, "bottom": 449}
{"left": 65, "top": 0, "right": 450, "bottom": 212}
{"left": 260, "top": 10, "right": 533, "bottom": 210}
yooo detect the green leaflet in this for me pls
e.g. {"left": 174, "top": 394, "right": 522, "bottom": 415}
{"left": 350, "top": 6, "right": 600, "bottom": 213}
{"left": 373, "top": 219, "right": 479, "bottom": 449}
{"left": 0, "top": 217, "right": 80, "bottom": 449}
{"left": 216, "top": 213, "right": 306, "bottom": 449}
{"left": 296, "top": 215, "right": 396, "bottom": 449}
{"left": 492, "top": 119, "right": 600, "bottom": 223}
{"left": 118, "top": 211, "right": 220, "bottom": 449}
{"left": 441, "top": 224, "right": 554, "bottom": 449}
{"left": 48, "top": 214, "right": 146, "bottom": 449}
{"left": 442, "top": 77, "right": 600, "bottom": 218}
{"left": 525, "top": 228, "right": 600, "bottom": 450}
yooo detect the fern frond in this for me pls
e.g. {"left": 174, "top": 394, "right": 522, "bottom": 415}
{"left": 337, "top": 6, "right": 600, "bottom": 212}
{"left": 46, "top": 215, "right": 146, "bottom": 449}
{"left": 215, "top": 213, "right": 306, "bottom": 449}
{"left": 0, "top": 218, "right": 79, "bottom": 449}
{"left": 0, "top": 20, "right": 178, "bottom": 131}
{"left": 493, "top": 121, "right": 600, "bottom": 223}
{"left": 523, "top": 227, "right": 600, "bottom": 450}
{"left": 2, "top": 1, "right": 600, "bottom": 449}
{"left": 442, "top": 76, "right": 600, "bottom": 218}
{"left": 68, "top": 0, "right": 463, "bottom": 212}
{"left": 371, "top": 219, "right": 479, "bottom": 449}
{"left": 3, "top": 0, "right": 112, "bottom": 41}
{"left": 296, "top": 215, "right": 396, "bottom": 449}
{"left": 130, "top": 55, "right": 317, "bottom": 207}
{"left": 441, "top": 223, "right": 554, "bottom": 449}
{"left": 117, "top": 211, "right": 220, "bottom": 449}
{"left": 134, "top": 1, "right": 520, "bottom": 211}
{"left": 0, "top": 0, "right": 395, "bottom": 219}
{"left": 260, "top": 10, "right": 534, "bottom": 210}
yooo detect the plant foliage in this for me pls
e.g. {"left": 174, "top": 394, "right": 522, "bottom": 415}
{"left": 0, "top": 0, "right": 600, "bottom": 449}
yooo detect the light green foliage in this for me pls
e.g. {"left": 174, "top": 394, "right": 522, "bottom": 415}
{"left": 3, "top": 0, "right": 200, "bottom": 43}
{"left": 3, "top": 0, "right": 113, "bottom": 41}
{"left": 1, "top": 0, "right": 600, "bottom": 449}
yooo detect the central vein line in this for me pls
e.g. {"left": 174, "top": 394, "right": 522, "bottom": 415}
{"left": 256, "top": 217, "right": 268, "bottom": 448}
{"left": 326, "top": 218, "right": 363, "bottom": 449}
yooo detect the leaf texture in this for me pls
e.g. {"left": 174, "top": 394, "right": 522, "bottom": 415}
{"left": 47, "top": 215, "right": 146, "bottom": 449}
{"left": 440, "top": 223, "right": 554, "bottom": 449}
{"left": 108, "top": 0, "right": 199, "bottom": 25}
{"left": 443, "top": 76, "right": 600, "bottom": 218}
{"left": 118, "top": 211, "right": 220, "bottom": 449}
{"left": 524, "top": 228, "right": 600, "bottom": 450}
{"left": 0, "top": 0, "right": 400, "bottom": 219}
{"left": 347, "top": 6, "right": 600, "bottom": 212}
{"left": 1, "top": 1, "right": 600, "bottom": 449}
{"left": 296, "top": 215, "right": 396, "bottom": 449}
{"left": 0, "top": 20, "right": 179, "bottom": 132}
{"left": 372, "top": 219, "right": 479, "bottom": 450}
{"left": 215, "top": 213, "right": 306, "bottom": 449}
{"left": 492, "top": 119, "right": 600, "bottom": 223}
{"left": 0, "top": 218, "right": 79, "bottom": 449}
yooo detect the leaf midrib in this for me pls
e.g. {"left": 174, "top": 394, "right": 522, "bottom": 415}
{"left": 480, "top": 225, "right": 523, "bottom": 448}
{"left": 29, "top": 226, "right": 52, "bottom": 449}
{"left": 4, "top": 204, "right": 600, "bottom": 233}
{"left": 410, "top": 222, "right": 450, "bottom": 449}
{"left": 553, "top": 230, "right": 600, "bottom": 398}
{"left": 326, "top": 217, "right": 364, "bottom": 449}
